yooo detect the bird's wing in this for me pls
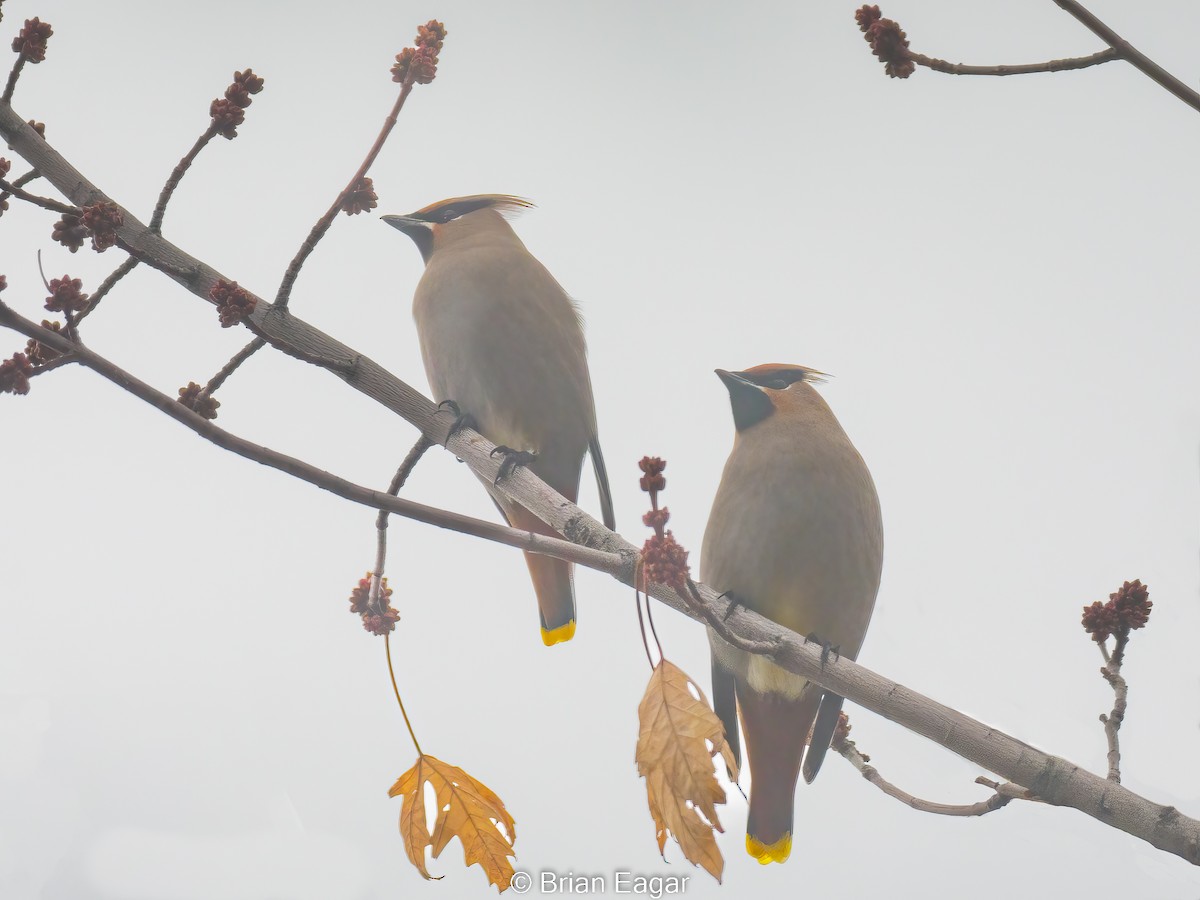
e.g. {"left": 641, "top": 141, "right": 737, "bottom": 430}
{"left": 588, "top": 434, "right": 617, "bottom": 531}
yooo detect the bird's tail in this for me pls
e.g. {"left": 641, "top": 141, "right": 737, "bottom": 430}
{"left": 506, "top": 504, "right": 577, "bottom": 646}
{"left": 737, "top": 681, "right": 822, "bottom": 864}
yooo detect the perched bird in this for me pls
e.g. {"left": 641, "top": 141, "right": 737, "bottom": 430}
{"left": 382, "top": 195, "right": 616, "bottom": 646}
{"left": 701, "top": 364, "right": 883, "bottom": 864}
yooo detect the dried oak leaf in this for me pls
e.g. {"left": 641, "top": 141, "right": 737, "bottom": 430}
{"left": 389, "top": 754, "right": 517, "bottom": 893}
{"left": 636, "top": 659, "right": 737, "bottom": 883}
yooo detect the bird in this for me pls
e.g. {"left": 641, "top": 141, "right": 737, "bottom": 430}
{"left": 700, "top": 364, "right": 883, "bottom": 864}
{"left": 382, "top": 195, "right": 616, "bottom": 646}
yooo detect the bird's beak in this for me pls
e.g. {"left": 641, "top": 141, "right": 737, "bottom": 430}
{"left": 381, "top": 214, "right": 429, "bottom": 233}
{"left": 715, "top": 369, "right": 753, "bottom": 391}
{"left": 716, "top": 368, "right": 774, "bottom": 432}
{"left": 382, "top": 214, "right": 434, "bottom": 263}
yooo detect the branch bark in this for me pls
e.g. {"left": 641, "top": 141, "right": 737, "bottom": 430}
{"left": 2, "top": 97, "right": 1199, "bottom": 866}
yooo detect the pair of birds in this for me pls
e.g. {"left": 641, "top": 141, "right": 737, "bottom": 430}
{"left": 383, "top": 196, "right": 884, "bottom": 866}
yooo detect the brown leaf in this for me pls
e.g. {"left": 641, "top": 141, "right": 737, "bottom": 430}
{"left": 636, "top": 659, "right": 738, "bottom": 882}
{"left": 389, "top": 754, "right": 517, "bottom": 892}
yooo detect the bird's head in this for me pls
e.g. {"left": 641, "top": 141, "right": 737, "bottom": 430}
{"left": 716, "top": 364, "right": 828, "bottom": 431}
{"left": 381, "top": 194, "right": 534, "bottom": 262}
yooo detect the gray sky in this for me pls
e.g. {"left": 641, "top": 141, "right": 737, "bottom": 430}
{"left": 3, "top": 1, "right": 1199, "bottom": 897}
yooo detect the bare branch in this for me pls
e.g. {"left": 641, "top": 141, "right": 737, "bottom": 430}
{"left": 149, "top": 124, "right": 219, "bottom": 233}
{"left": 0, "top": 176, "right": 74, "bottom": 214}
{"left": 273, "top": 76, "right": 414, "bottom": 310}
{"left": 836, "top": 728, "right": 1012, "bottom": 817}
{"left": 74, "top": 257, "right": 139, "bottom": 326}
{"left": 2, "top": 56, "right": 24, "bottom": 105}
{"left": 911, "top": 47, "right": 1119, "bottom": 77}
{"left": 1098, "top": 635, "right": 1129, "bottom": 782}
{"left": 1052, "top": 0, "right": 1200, "bottom": 114}
{"left": 370, "top": 435, "right": 434, "bottom": 609}
{"left": 199, "top": 336, "right": 266, "bottom": 399}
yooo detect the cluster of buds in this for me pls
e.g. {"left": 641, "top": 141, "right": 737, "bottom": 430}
{"left": 177, "top": 381, "right": 220, "bottom": 420}
{"left": 209, "top": 279, "right": 256, "bottom": 327}
{"left": 51, "top": 213, "right": 88, "bottom": 252}
{"left": 24, "top": 320, "right": 63, "bottom": 365}
{"left": 0, "top": 352, "right": 34, "bottom": 395}
{"left": 1081, "top": 579, "right": 1153, "bottom": 644}
{"left": 831, "top": 711, "right": 855, "bottom": 753}
{"left": 391, "top": 20, "right": 447, "bottom": 85}
{"left": 11, "top": 18, "right": 53, "bottom": 63}
{"left": 80, "top": 201, "right": 124, "bottom": 252}
{"left": 44, "top": 275, "right": 89, "bottom": 314}
{"left": 340, "top": 176, "right": 378, "bottom": 216}
{"left": 856, "top": 5, "right": 914, "bottom": 79}
{"left": 210, "top": 69, "right": 265, "bottom": 140}
{"left": 638, "top": 456, "right": 691, "bottom": 592}
{"left": 348, "top": 573, "right": 401, "bottom": 635}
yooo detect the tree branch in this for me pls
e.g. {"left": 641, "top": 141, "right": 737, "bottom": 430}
{"left": 1051, "top": 0, "right": 1200, "bottom": 114}
{"left": 911, "top": 47, "right": 1119, "bottom": 77}
{"left": 1098, "top": 635, "right": 1129, "bottom": 782}
{"left": 835, "top": 727, "right": 1014, "bottom": 817}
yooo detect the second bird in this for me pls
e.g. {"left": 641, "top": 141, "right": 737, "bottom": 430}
{"left": 702, "top": 364, "right": 883, "bottom": 865}
{"left": 383, "top": 195, "right": 616, "bottom": 646}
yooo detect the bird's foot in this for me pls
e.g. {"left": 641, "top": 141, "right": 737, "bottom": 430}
{"left": 436, "top": 399, "right": 477, "bottom": 440}
{"left": 719, "top": 590, "right": 747, "bottom": 621}
{"left": 804, "top": 632, "right": 841, "bottom": 669}
{"left": 490, "top": 445, "right": 538, "bottom": 485}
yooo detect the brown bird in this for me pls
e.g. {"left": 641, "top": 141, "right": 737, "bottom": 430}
{"left": 383, "top": 195, "right": 615, "bottom": 646}
{"left": 701, "top": 364, "right": 883, "bottom": 863}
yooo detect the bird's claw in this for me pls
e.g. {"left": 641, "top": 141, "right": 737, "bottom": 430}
{"left": 436, "top": 399, "right": 476, "bottom": 439}
{"left": 490, "top": 445, "right": 537, "bottom": 485}
{"left": 804, "top": 632, "right": 841, "bottom": 669}
{"left": 719, "top": 590, "right": 746, "bottom": 621}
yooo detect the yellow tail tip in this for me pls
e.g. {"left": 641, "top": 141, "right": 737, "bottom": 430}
{"left": 746, "top": 832, "right": 792, "bottom": 864}
{"left": 541, "top": 620, "right": 576, "bottom": 646}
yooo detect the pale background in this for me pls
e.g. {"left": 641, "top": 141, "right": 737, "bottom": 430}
{"left": 2, "top": 1, "right": 1199, "bottom": 898}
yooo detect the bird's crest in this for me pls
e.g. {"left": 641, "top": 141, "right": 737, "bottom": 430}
{"left": 735, "top": 364, "right": 828, "bottom": 390}
{"left": 409, "top": 194, "right": 534, "bottom": 225}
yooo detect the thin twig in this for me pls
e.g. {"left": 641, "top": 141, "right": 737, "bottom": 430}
{"left": 975, "top": 777, "right": 1040, "bottom": 803}
{"left": 1098, "top": 634, "right": 1129, "bottom": 782}
{"left": 74, "top": 257, "right": 139, "bottom": 326}
{"left": 275, "top": 73, "right": 415, "bottom": 310}
{"left": 369, "top": 435, "right": 434, "bottom": 610}
{"left": 2, "top": 56, "right": 25, "bottom": 104}
{"left": 199, "top": 337, "right": 266, "bottom": 400}
{"left": 835, "top": 730, "right": 1015, "bottom": 816}
{"left": 0, "top": 167, "right": 40, "bottom": 210}
{"left": 911, "top": 46, "right": 1119, "bottom": 76}
{"left": 0, "top": 177, "right": 74, "bottom": 215}
{"left": 27, "top": 353, "right": 77, "bottom": 377}
{"left": 1052, "top": 0, "right": 1200, "bottom": 114}
{"left": 149, "top": 124, "right": 219, "bottom": 232}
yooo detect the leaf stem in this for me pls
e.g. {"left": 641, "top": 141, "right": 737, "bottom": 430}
{"left": 386, "top": 634, "right": 423, "bottom": 757}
